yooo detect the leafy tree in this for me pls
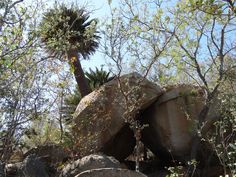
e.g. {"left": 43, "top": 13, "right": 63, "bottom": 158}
{"left": 40, "top": 4, "right": 100, "bottom": 97}
{"left": 169, "top": 3, "right": 236, "bottom": 174}
{"left": 0, "top": 0, "right": 48, "bottom": 162}
{"left": 188, "top": 0, "right": 236, "bottom": 16}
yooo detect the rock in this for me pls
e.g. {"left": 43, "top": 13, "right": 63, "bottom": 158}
{"left": 60, "top": 154, "right": 121, "bottom": 177}
{"left": 23, "top": 144, "right": 68, "bottom": 165}
{"left": 21, "top": 154, "right": 49, "bottom": 177}
{"left": 199, "top": 165, "right": 227, "bottom": 177}
{"left": 9, "top": 150, "right": 24, "bottom": 163}
{"left": 147, "top": 169, "right": 169, "bottom": 177}
{"left": 141, "top": 85, "right": 206, "bottom": 162}
{"left": 100, "top": 124, "right": 136, "bottom": 162}
{"left": 73, "top": 72, "right": 163, "bottom": 160}
{"left": 0, "top": 161, "right": 5, "bottom": 177}
{"left": 5, "top": 162, "right": 22, "bottom": 177}
{"left": 147, "top": 166, "right": 227, "bottom": 177}
{"left": 22, "top": 145, "right": 67, "bottom": 177}
{"left": 74, "top": 168, "right": 147, "bottom": 177}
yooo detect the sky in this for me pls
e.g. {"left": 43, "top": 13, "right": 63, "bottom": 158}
{"left": 77, "top": 0, "right": 113, "bottom": 71}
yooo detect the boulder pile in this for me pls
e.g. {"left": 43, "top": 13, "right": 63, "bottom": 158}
{"left": 60, "top": 154, "right": 121, "bottom": 177}
{"left": 73, "top": 73, "right": 208, "bottom": 163}
{"left": 1, "top": 72, "right": 228, "bottom": 177}
{"left": 72, "top": 72, "right": 224, "bottom": 176}
{"left": 73, "top": 72, "right": 163, "bottom": 160}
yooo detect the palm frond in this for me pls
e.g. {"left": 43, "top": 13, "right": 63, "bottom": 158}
{"left": 40, "top": 4, "right": 100, "bottom": 58}
{"left": 85, "top": 67, "right": 115, "bottom": 89}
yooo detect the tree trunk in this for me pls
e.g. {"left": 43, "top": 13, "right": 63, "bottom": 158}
{"left": 67, "top": 50, "right": 92, "bottom": 97}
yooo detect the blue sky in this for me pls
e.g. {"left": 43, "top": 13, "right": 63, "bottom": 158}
{"left": 77, "top": 0, "right": 112, "bottom": 71}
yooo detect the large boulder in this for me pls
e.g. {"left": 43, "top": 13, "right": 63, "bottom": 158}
{"left": 23, "top": 144, "right": 68, "bottom": 165}
{"left": 5, "top": 162, "right": 22, "bottom": 177}
{"left": 21, "top": 154, "right": 49, "bottom": 177}
{"left": 0, "top": 161, "right": 5, "bottom": 177}
{"left": 60, "top": 154, "right": 121, "bottom": 177}
{"left": 141, "top": 85, "right": 206, "bottom": 162}
{"left": 75, "top": 168, "right": 147, "bottom": 177}
{"left": 73, "top": 72, "right": 163, "bottom": 160}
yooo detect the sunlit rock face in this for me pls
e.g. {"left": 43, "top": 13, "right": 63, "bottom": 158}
{"left": 141, "top": 85, "right": 206, "bottom": 162}
{"left": 21, "top": 154, "right": 49, "bottom": 177}
{"left": 23, "top": 144, "right": 69, "bottom": 165}
{"left": 74, "top": 168, "right": 147, "bottom": 177}
{"left": 73, "top": 72, "right": 163, "bottom": 161}
{"left": 0, "top": 161, "right": 5, "bottom": 177}
{"left": 60, "top": 154, "right": 121, "bottom": 177}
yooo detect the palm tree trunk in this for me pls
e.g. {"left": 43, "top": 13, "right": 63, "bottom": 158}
{"left": 67, "top": 50, "right": 92, "bottom": 97}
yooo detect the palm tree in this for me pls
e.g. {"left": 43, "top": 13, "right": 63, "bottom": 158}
{"left": 40, "top": 4, "right": 100, "bottom": 97}
{"left": 85, "top": 67, "right": 115, "bottom": 90}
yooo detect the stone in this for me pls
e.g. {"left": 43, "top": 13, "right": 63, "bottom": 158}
{"left": 141, "top": 85, "right": 206, "bottom": 162}
{"left": 73, "top": 72, "right": 163, "bottom": 160}
{"left": 23, "top": 144, "right": 68, "bottom": 165}
{"left": 0, "top": 161, "right": 5, "bottom": 177}
{"left": 5, "top": 162, "right": 22, "bottom": 177}
{"left": 60, "top": 154, "right": 121, "bottom": 177}
{"left": 147, "top": 169, "right": 170, "bottom": 177}
{"left": 9, "top": 149, "right": 24, "bottom": 163}
{"left": 21, "top": 154, "right": 49, "bottom": 177}
{"left": 74, "top": 168, "right": 147, "bottom": 177}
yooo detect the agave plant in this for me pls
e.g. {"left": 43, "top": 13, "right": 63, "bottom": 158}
{"left": 40, "top": 4, "right": 100, "bottom": 97}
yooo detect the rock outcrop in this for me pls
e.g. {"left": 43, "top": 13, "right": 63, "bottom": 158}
{"left": 60, "top": 154, "right": 121, "bottom": 177}
{"left": 23, "top": 144, "right": 68, "bottom": 165}
{"left": 0, "top": 161, "right": 5, "bottom": 177}
{"left": 74, "top": 168, "right": 147, "bottom": 177}
{"left": 141, "top": 85, "right": 206, "bottom": 162}
{"left": 1, "top": 73, "right": 227, "bottom": 177}
{"left": 5, "top": 162, "right": 22, "bottom": 177}
{"left": 73, "top": 72, "right": 163, "bottom": 160}
{"left": 21, "top": 154, "right": 49, "bottom": 177}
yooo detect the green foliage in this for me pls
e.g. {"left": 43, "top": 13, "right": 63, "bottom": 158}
{"left": 187, "top": 0, "right": 235, "bottom": 16}
{"left": 39, "top": 3, "right": 100, "bottom": 59}
{"left": 103, "top": 0, "right": 175, "bottom": 80}
{"left": 0, "top": 0, "right": 48, "bottom": 161}
{"left": 213, "top": 73, "right": 236, "bottom": 174}
{"left": 85, "top": 67, "right": 115, "bottom": 90}
{"left": 61, "top": 86, "right": 82, "bottom": 124}
{"left": 104, "top": 0, "right": 236, "bottom": 175}
{"left": 167, "top": 166, "right": 185, "bottom": 177}
{"left": 22, "top": 118, "right": 63, "bottom": 148}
